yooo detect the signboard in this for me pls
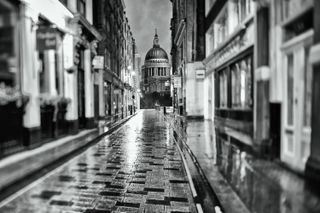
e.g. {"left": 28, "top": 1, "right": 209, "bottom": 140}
{"left": 196, "top": 69, "right": 205, "bottom": 79}
{"left": 36, "top": 28, "right": 57, "bottom": 51}
{"left": 173, "top": 76, "right": 181, "bottom": 88}
{"left": 92, "top": 56, "right": 105, "bottom": 69}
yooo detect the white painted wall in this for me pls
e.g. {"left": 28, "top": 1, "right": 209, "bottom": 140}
{"left": 21, "top": 5, "right": 40, "bottom": 128}
{"left": 84, "top": 49, "right": 94, "bottom": 118}
{"left": 63, "top": 34, "right": 78, "bottom": 121}
{"left": 99, "top": 70, "right": 105, "bottom": 117}
{"left": 46, "top": 50, "right": 58, "bottom": 96}
{"left": 185, "top": 62, "right": 205, "bottom": 117}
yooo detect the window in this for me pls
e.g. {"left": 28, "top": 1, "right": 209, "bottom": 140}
{"left": 231, "top": 56, "right": 252, "bottom": 108}
{"left": 287, "top": 54, "right": 294, "bottom": 125}
{"left": 214, "top": 6, "right": 228, "bottom": 48}
{"left": 206, "top": 25, "right": 215, "bottom": 56}
{"left": 303, "top": 46, "right": 312, "bottom": 127}
{"left": 0, "top": 1, "right": 18, "bottom": 86}
{"left": 78, "top": 0, "right": 86, "bottom": 16}
{"left": 211, "top": 0, "right": 254, "bottom": 49}
{"left": 219, "top": 71, "right": 228, "bottom": 108}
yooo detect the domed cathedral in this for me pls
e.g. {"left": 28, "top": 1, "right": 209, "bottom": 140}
{"left": 141, "top": 30, "right": 172, "bottom": 108}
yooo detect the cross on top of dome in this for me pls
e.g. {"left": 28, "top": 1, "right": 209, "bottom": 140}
{"left": 153, "top": 28, "right": 159, "bottom": 47}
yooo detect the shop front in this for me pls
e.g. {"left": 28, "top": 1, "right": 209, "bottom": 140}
{"left": 215, "top": 49, "right": 254, "bottom": 147}
{"left": 211, "top": 15, "right": 255, "bottom": 148}
{"left": 72, "top": 14, "right": 102, "bottom": 130}
{"left": 0, "top": 0, "right": 27, "bottom": 157}
{"left": 36, "top": 22, "right": 69, "bottom": 141}
{"left": 279, "top": 1, "right": 314, "bottom": 173}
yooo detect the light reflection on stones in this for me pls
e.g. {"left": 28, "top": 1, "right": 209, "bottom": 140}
{"left": 0, "top": 110, "right": 196, "bottom": 213}
{"left": 175, "top": 117, "right": 320, "bottom": 213}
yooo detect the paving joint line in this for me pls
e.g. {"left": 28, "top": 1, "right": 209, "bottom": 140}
{"left": 0, "top": 112, "right": 138, "bottom": 208}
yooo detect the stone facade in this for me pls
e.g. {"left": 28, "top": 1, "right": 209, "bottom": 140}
{"left": 141, "top": 32, "right": 171, "bottom": 108}
{"left": 170, "top": 0, "right": 206, "bottom": 117}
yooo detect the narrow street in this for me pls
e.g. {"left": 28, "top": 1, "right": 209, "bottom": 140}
{"left": 0, "top": 110, "right": 196, "bottom": 213}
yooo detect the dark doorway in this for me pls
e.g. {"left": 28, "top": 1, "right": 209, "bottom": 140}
{"left": 78, "top": 68, "right": 86, "bottom": 129}
{"left": 94, "top": 84, "right": 99, "bottom": 121}
{"left": 270, "top": 103, "right": 281, "bottom": 159}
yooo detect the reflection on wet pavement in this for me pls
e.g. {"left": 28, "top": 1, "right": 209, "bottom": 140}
{"left": 0, "top": 110, "right": 196, "bottom": 213}
{"left": 171, "top": 116, "right": 320, "bottom": 213}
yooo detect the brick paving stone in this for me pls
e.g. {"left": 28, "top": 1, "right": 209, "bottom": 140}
{"left": 0, "top": 111, "right": 196, "bottom": 213}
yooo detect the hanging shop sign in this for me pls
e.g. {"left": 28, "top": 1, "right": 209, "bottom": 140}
{"left": 36, "top": 28, "right": 57, "bottom": 51}
{"left": 173, "top": 76, "right": 181, "bottom": 88}
{"left": 92, "top": 56, "right": 104, "bottom": 69}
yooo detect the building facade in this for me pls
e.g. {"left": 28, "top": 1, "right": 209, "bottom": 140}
{"left": 123, "top": 17, "right": 135, "bottom": 117}
{"left": 170, "top": 0, "right": 206, "bottom": 117}
{"left": 133, "top": 45, "right": 142, "bottom": 111}
{"left": 204, "top": 0, "right": 256, "bottom": 156}
{"left": 141, "top": 32, "right": 171, "bottom": 108}
{"left": 202, "top": 0, "right": 320, "bottom": 207}
{"left": 93, "top": 0, "right": 138, "bottom": 122}
{"left": 0, "top": 0, "right": 103, "bottom": 157}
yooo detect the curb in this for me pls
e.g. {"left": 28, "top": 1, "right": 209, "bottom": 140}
{"left": 164, "top": 113, "right": 250, "bottom": 213}
{"left": 162, "top": 112, "right": 225, "bottom": 213}
{"left": 0, "top": 113, "right": 137, "bottom": 197}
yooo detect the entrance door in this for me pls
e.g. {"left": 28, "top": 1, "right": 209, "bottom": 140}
{"left": 282, "top": 30, "right": 313, "bottom": 171}
{"left": 78, "top": 68, "right": 86, "bottom": 129}
{"left": 94, "top": 85, "right": 99, "bottom": 121}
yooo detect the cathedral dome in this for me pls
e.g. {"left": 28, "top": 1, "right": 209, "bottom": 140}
{"left": 145, "top": 31, "right": 168, "bottom": 62}
{"left": 145, "top": 47, "right": 168, "bottom": 61}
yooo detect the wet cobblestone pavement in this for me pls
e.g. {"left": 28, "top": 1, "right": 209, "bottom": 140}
{"left": 0, "top": 110, "right": 196, "bottom": 213}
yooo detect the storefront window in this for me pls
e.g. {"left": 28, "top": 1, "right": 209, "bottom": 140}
{"left": 231, "top": 56, "right": 252, "bottom": 109}
{"left": 219, "top": 71, "right": 228, "bottom": 108}
{"left": 287, "top": 54, "right": 294, "bottom": 126}
{"left": 0, "top": 1, "right": 18, "bottom": 86}
{"left": 303, "top": 46, "right": 312, "bottom": 127}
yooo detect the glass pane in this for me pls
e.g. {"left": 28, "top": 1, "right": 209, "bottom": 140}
{"left": 246, "top": 57, "right": 252, "bottom": 107}
{"left": 231, "top": 68, "right": 236, "bottom": 107}
{"left": 303, "top": 46, "right": 312, "bottom": 127}
{"left": 240, "top": 69, "right": 246, "bottom": 107}
{"left": 287, "top": 54, "right": 294, "bottom": 125}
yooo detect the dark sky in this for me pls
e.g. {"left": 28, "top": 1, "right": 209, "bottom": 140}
{"left": 124, "top": 0, "right": 172, "bottom": 62}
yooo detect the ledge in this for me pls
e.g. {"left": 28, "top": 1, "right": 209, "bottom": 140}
{"left": 0, "top": 129, "right": 97, "bottom": 192}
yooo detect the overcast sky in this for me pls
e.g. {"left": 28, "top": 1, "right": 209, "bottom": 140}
{"left": 124, "top": 0, "right": 172, "bottom": 62}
